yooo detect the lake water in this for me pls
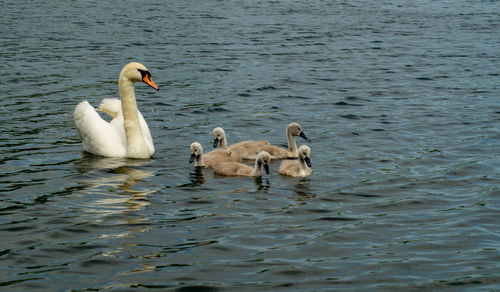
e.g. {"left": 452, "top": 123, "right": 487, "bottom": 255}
{"left": 1, "top": 0, "right": 499, "bottom": 290}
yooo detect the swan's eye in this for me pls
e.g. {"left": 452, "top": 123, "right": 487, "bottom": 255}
{"left": 137, "top": 69, "right": 151, "bottom": 79}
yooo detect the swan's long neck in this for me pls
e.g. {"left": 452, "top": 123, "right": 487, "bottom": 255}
{"left": 287, "top": 129, "right": 298, "bottom": 155}
{"left": 220, "top": 134, "right": 228, "bottom": 149}
{"left": 252, "top": 159, "right": 262, "bottom": 176}
{"left": 195, "top": 153, "right": 205, "bottom": 167}
{"left": 298, "top": 156, "right": 308, "bottom": 173}
{"left": 119, "top": 77, "right": 149, "bottom": 158}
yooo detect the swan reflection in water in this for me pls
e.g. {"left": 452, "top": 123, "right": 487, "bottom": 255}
{"left": 292, "top": 178, "right": 316, "bottom": 203}
{"left": 254, "top": 177, "right": 270, "bottom": 191}
{"left": 186, "top": 166, "right": 206, "bottom": 187}
{"left": 74, "top": 153, "right": 155, "bottom": 217}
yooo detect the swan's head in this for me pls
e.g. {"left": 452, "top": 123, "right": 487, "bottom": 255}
{"left": 256, "top": 151, "right": 272, "bottom": 174}
{"left": 189, "top": 142, "right": 203, "bottom": 163}
{"left": 298, "top": 145, "right": 312, "bottom": 167}
{"left": 213, "top": 127, "right": 226, "bottom": 148}
{"left": 287, "top": 122, "right": 308, "bottom": 140}
{"left": 120, "top": 62, "right": 159, "bottom": 91}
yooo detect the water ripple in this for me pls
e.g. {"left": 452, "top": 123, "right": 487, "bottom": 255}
{"left": 1, "top": 0, "right": 499, "bottom": 290}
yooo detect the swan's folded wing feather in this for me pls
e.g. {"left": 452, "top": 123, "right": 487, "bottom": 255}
{"left": 203, "top": 149, "right": 241, "bottom": 167}
{"left": 74, "top": 101, "right": 126, "bottom": 157}
{"left": 97, "top": 100, "right": 154, "bottom": 156}
{"left": 257, "top": 145, "right": 290, "bottom": 159}
{"left": 138, "top": 110, "right": 155, "bottom": 155}
{"left": 213, "top": 161, "right": 252, "bottom": 176}
{"left": 228, "top": 141, "right": 270, "bottom": 160}
{"left": 98, "top": 98, "right": 122, "bottom": 118}
{"left": 278, "top": 160, "right": 299, "bottom": 176}
{"left": 229, "top": 140, "right": 270, "bottom": 149}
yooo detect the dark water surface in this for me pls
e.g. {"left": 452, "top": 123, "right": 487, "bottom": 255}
{"left": 1, "top": 0, "right": 499, "bottom": 290}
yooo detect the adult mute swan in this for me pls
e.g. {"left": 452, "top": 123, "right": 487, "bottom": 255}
{"left": 212, "top": 151, "right": 271, "bottom": 177}
{"left": 73, "top": 62, "right": 159, "bottom": 159}
{"left": 189, "top": 142, "right": 242, "bottom": 168}
{"left": 278, "top": 145, "right": 312, "bottom": 177}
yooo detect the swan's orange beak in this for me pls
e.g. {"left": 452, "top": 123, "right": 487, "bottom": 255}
{"left": 143, "top": 75, "right": 159, "bottom": 91}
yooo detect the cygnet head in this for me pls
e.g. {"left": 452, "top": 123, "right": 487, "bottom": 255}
{"left": 189, "top": 142, "right": 203, "bottom": 163}
{"left": 298, "top": 145, "right": 312, "bottom": 167}
{"left": 120, "top": 62, "right": 159, "bottom": 91}
{"left": 213, "top": 127, "right": 226, "bottom": 148}
{"left": 256, "top": 151, "right": 272, "bottom": 174}
{"left": 287, "top": 122, "right": 308, "bottom": 140}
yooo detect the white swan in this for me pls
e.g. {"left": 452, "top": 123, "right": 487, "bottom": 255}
{"left": 73, "top": 62, "right": 159, "bottom": 158}
{"left": 212, "top": 151, "right": 271, "bottom": 177}
{"left": 189, "top": 142, "right": 242, "bottom": 168}
{"left": 278, "top": 145, "right": 312, "bottom": 177}
{"left": 97, "top": 98, "right": 152, "bottom": 151}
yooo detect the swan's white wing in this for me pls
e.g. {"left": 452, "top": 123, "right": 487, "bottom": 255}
{"left": 94, "top": 98, "right": 154, "bottom": 156}
{"left": 98, "top": 98, "right": 122, "bottom": 118}
{"left": 138, "top": 110, "right": 155, "bottom": 155}
{"left": 74, "top": 100, "right": 126, "bottom": 157}
{"left": 109, "top": 112, "right": 126, "bottom": 146}
{"left": 100, "top": 98, "right": 127, "bottom": 144}
{"left": 102, "top": 99, "right": 154, "bottom": 156}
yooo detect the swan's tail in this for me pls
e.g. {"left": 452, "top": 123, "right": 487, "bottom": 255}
{"left": 98, "top": 98, "right": 122, "bottom": 118}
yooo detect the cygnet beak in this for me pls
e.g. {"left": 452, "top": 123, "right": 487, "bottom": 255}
{"left": 264, "top": 164, "right": 270, "bottom": 175}
{"left": 299, "top": 131, "right": 309, "bottom": 141}
{"left": 189, "top": 153, "right": 196, "bottom": 163}
{"left": 304, "top": 157, "right": 312, "bottom": 168}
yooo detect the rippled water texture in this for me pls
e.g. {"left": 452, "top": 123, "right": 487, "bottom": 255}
{"left": 1, "top": 0, "right": 499, "bottom": 290}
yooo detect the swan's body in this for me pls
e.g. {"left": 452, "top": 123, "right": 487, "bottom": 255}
{"left": 74, "top": 62, "right": 158, "bottom": 158}
{"left": 213, "top": 127, "right": 269, "bottom": 159}
{"left": 257, "top": 123, "right": 308, "bottom": 159}
{"left": 278, "top": 145, "right": 312, "bottom": 177}
{"left": 214, "top": 123, "right": 308, "bottom": 160}
{"left": 189, "top": 142, "right": 242, "bottom": 168}
{"left": 96, "top": 98, "right": 153, "bottom": 153}
{"left": 212, "top": 151, "right": 271, "bottom": 177}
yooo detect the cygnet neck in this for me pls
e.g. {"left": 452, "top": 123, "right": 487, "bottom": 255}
{"left": 195, "top": 152, "right": 205, "bottom": 167}
{"left": 252, "top": 159, "right": 263, "bottom": 176}
{"left": 298, "top": 156, "right": 308, "bottom": 172}
{"left": 286, "top": 127, "right": 298, "bottom": 155}
{"left": 220, "top": 131, "right": 228, "bottom": 148}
